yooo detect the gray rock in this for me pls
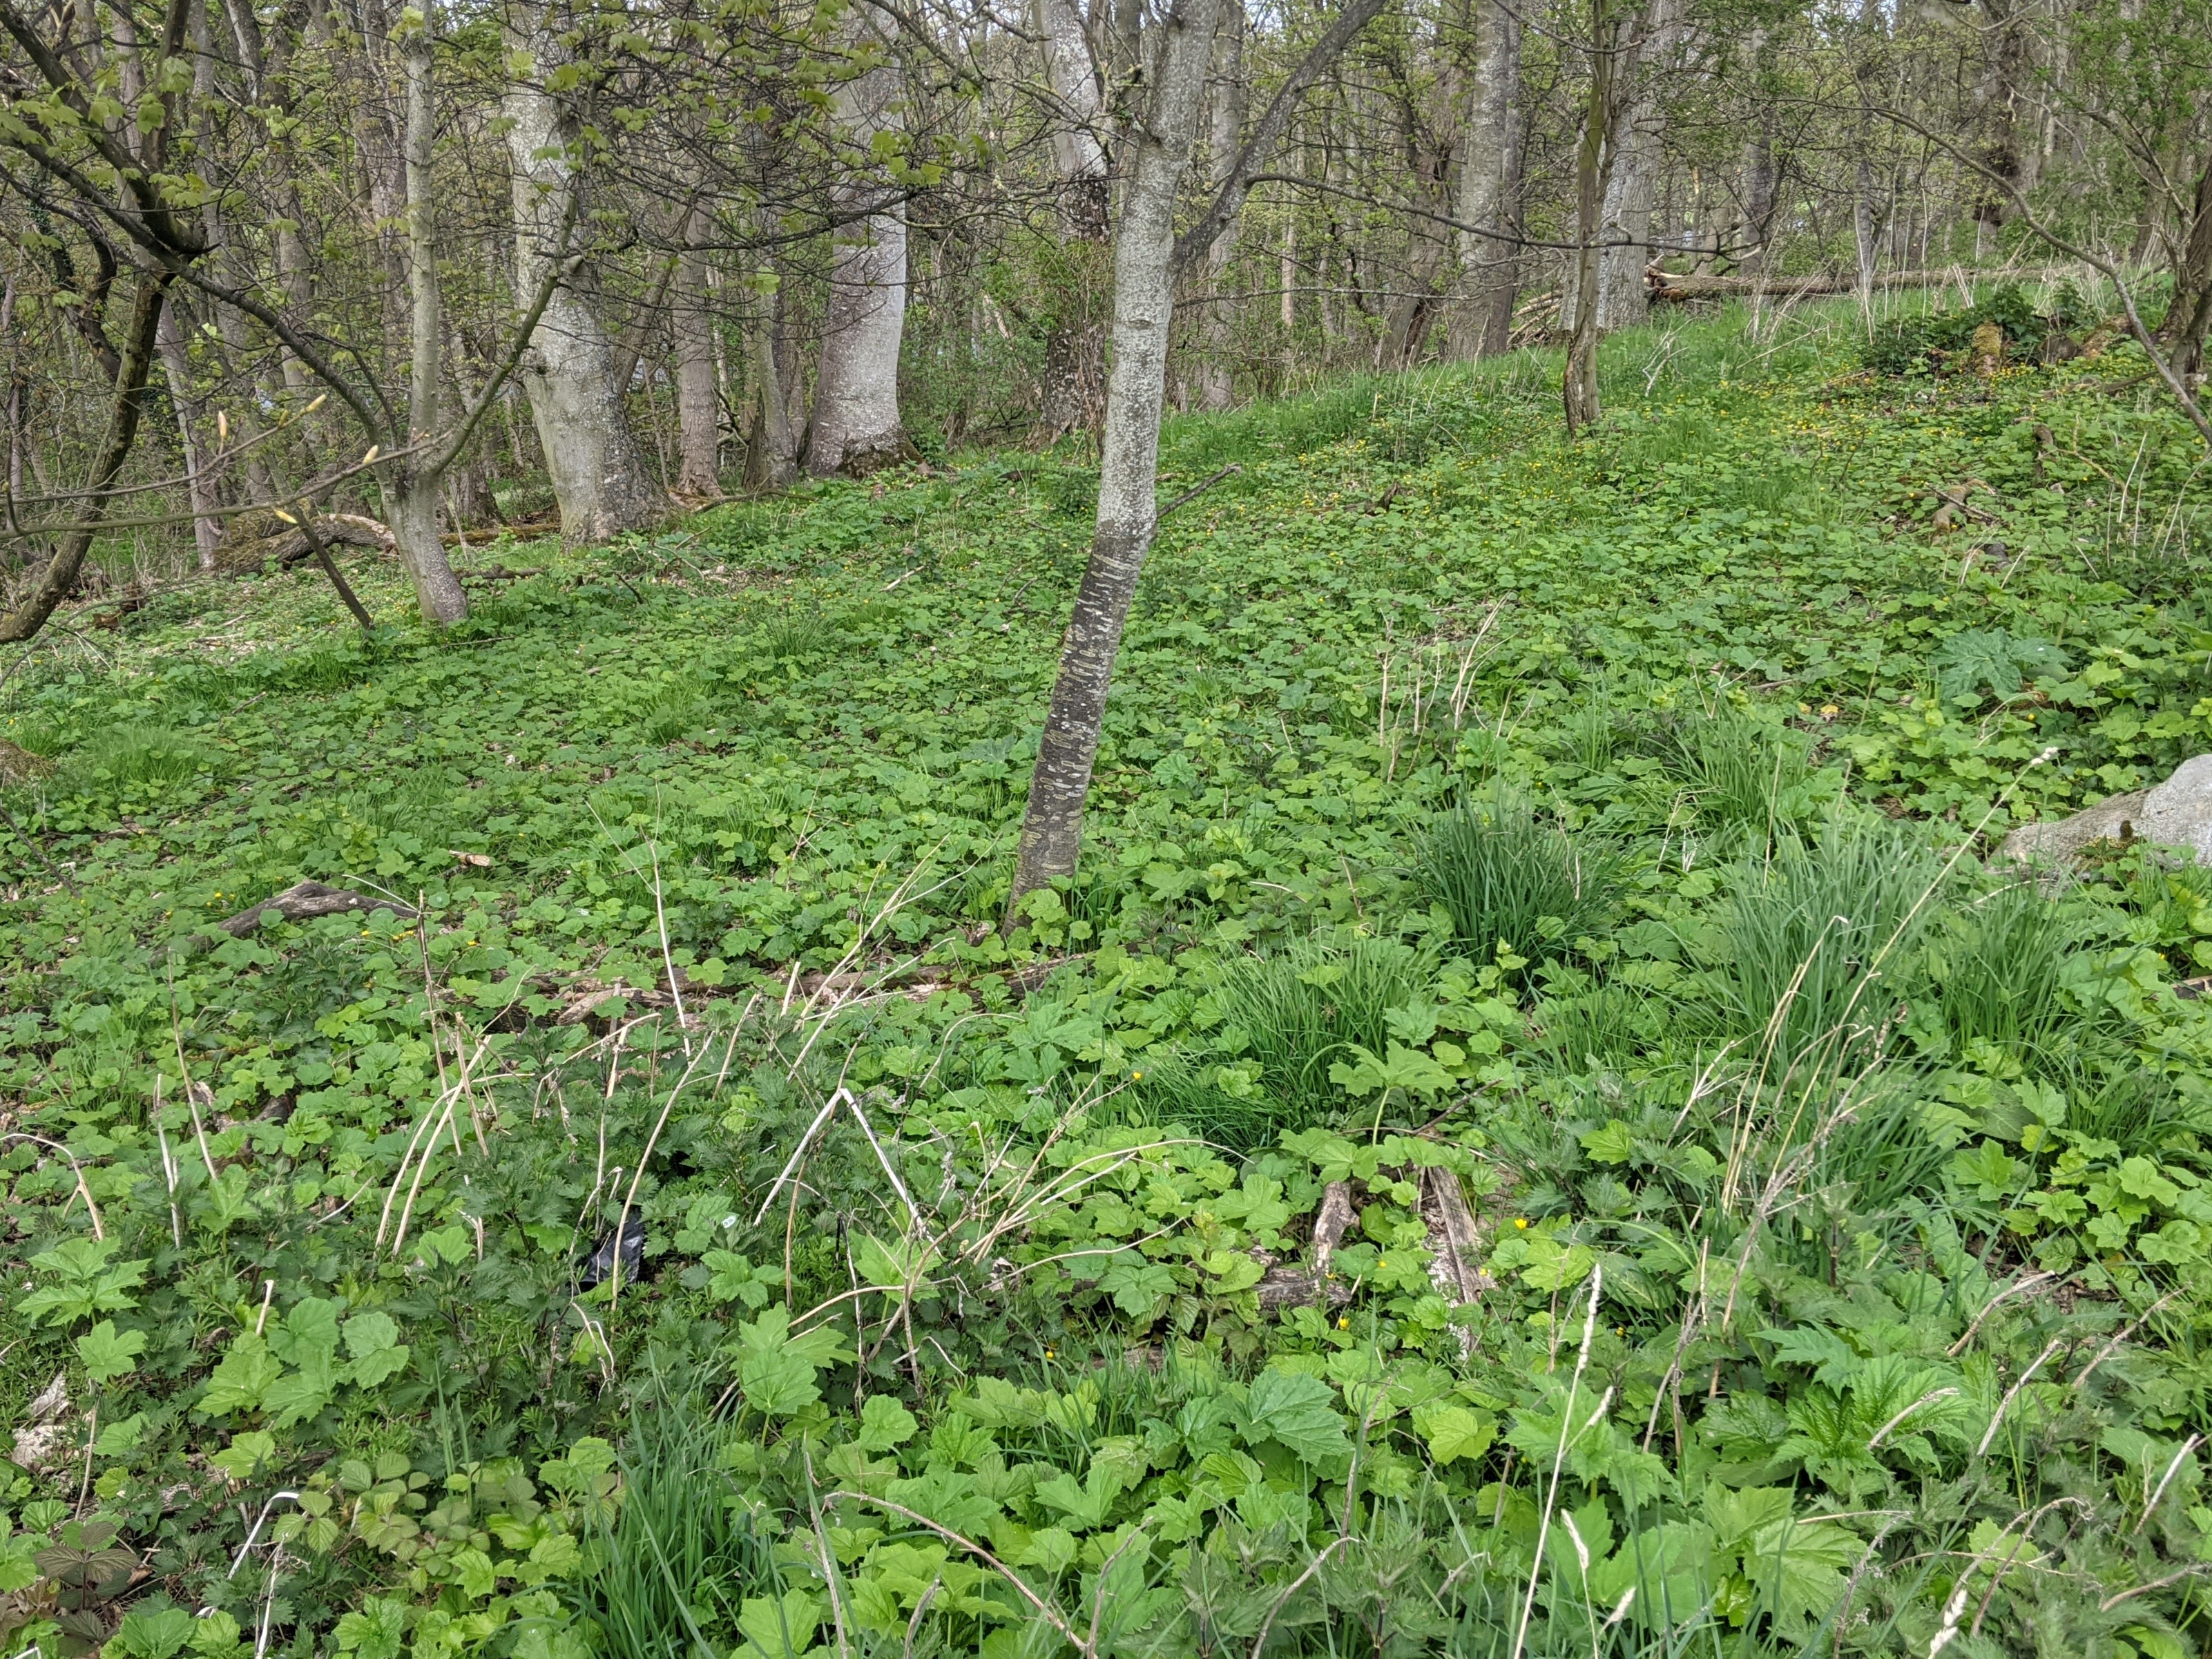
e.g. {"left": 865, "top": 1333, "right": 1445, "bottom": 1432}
{"left": 1999, "top": 753, "right": 2212, "bottom": 867}
{"left": 1998, "top": 789, "right": 2148, "bottom": 866}
{"left": 2139, "top": 754, "right": 2212, "bottom": 863}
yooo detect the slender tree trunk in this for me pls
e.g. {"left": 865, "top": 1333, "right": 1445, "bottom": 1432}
{"left": 1854, "top": 157, "right": 1878, "bottom": 298}
{"left": 0, "top": 272, "right": 171, "bottom": 642}
{"left": 1037, "top": 0, "right": 1111, "bottom": 434}
{"left": 673, "top": 205, "right": 722, "bottom": 497}
{"left": 1006, "top": 0, "right": 1229, "bottom": 919}
{"left": 807, "top": 10, "right": 916, "bottom": 476}
{"left": 1563, "top": 1, "right": 1617, "bottom": 433}
{"left": 1196, "top": 4, "right": 1246, "bottom": 411}
{"left": 381, "top": 30, "right": 468, "bottom": 624}
{"left": 1449, "top": 0, "right": 1523, "bottom": 359}
{"left": 155, "top": 296, "right": 221, "bottom": 569}
{"left": 505, "top": 0, "right": 669, "bottom": 539}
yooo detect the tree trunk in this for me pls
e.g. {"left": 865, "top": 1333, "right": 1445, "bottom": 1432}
{"left": 673, "top": 205, "right": 722, "bottom": 497}
{"left": 1854, "top": 157, "right": 1878, "bottom": 298}
{"left": 1448, "top": 0, "right": 1522, "bottom": 360}
{"left": 505, "top": 1, "right": 669, "bottom": 539}
{"left": 1563, "top": 1, "right": 1617, "bottom": 434}
{"left": 2157, "top": 150, "right": 2212, "bottom": 382}
{"left": 155, "top": 296, "right": 222, "bottom": 569}
{"left": 1736, "top": 137, "right": 1777, "bottom": 274}
{"left": 806, "top": 12, "right": 916, "bottom": 477}
{"left": 389, "top": 30, "right": 468, "bottom": 624}
{"left": 743, "top": 274, "right": 800, "bottom": 491}
{"left": 1036, "top": 0, "right": 1111, "bottom": 435}
{"left": 1196, "top": 3, "right": 1246, "bottom": 411}
{"left": 0, "top": 271, "right": 171, "bottom": 642}
{"left": 1006, "top": 0, "right": 1229, "bottom": 919}
{"left": 1594, "top": 86, "right": 1660, "bottom": 331}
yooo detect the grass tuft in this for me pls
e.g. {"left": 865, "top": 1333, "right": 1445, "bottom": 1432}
{"left": 1416, "top": 792, "right": 1625, "bottom": 968}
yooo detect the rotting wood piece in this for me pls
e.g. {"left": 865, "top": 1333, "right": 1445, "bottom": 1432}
{"left": 1421, "top": 1164, "right": 1499, "bottom": 1356}
{"left": 1256, "top": 1180, "right": 1357, "bottom": 1312}
{"left": 218, "top": 880, "right": 417, "bottom": 936}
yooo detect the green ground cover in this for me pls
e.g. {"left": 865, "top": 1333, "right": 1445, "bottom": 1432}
{"left": 6, "top": 296, "right": 2212, "bottom": 1656}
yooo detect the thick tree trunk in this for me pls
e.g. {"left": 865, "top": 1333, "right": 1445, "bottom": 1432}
{"left": 673, "top": 206, "right": 721, "bottom": 497}
{"left": 381, "top": 468, "right": 465, "bottom": 620}
{"left": 1006, "top": 0, "right": 1229, "bottom": 919}
{"left": 1448, "top": 0, "right": 1522, "bottom": 360}
{"left": 505, "top": 1, "right": 669, "bottom": 539}
{"left": 1972, "top": 0, "right": 2039, "bottom": 224}
{"left": 0, "top": 272, "right": 170, "bottom": 642}
{"left": 156, "top": 296, "right": 222, "bottom": 569}
{"left": 1595, "top": 92, "right": 1660, "bottom": 330}
{"left": 807, "top": 14, "right": 916, "bottom": 477}
{"left": 2157, "top": 151, "right": 2212, "bottom": 382}
{"left": 1036, "top": 0, "right": 1110, "bottom": 434}
{"left": 1196, "top": 5, "right": 1246, "bottom": 411}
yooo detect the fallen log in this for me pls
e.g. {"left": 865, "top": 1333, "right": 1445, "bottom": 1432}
{"left": 1646, "top": 265, "right": 2073, "bottom": 305}
{"left": 216, "top": 880, "right": 417, "bottom": 936}
{"left": 215, "top": 510, "right": 394, "bottom": 574}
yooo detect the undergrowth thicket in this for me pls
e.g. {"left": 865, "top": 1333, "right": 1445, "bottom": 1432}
{"left": 6, "top": 294, "right": 2212, "bottom": 1658}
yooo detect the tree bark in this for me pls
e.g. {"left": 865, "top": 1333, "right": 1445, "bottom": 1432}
{"left": 1037, "top": 0, "right": 1110, "bottom": 434}
{"left": 743, "top": 273, "right": 800, "bottom": 490}
{"left": 505, "top": 0, "right": 669, "bottom": 539}
{"left": 1196, "top": 4, "right": 1246, "bottom": 411}
{"left": 1005, "top": 0, "right": 1231, "bottom": 919}
{"left": 2157, "top": 150, "right": 2212, "bottom": 382}
{"left": 806, "top": 10, "right": 917, "bottom": 477}
{"left": 378, "top": 30, "right": 468, "bottom": 625}
{"left": 1563, "top": 0, "right": 1618, "bottom": 434}
{"left": 1594, "top": 80, "right": 1660, "bottom": 330}
{"left": 1447, "top": 0, "right": 1523, "bottom": 360}
{"left": 673, "top": 204, "right": 722, "bottom": 497}
{"left": 155, "top": 295, "right": 221, "bottom": 569}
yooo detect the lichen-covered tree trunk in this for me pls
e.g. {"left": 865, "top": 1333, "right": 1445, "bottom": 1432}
{"left": 1006, "top": 0, "right": 1229, "bottom": 917}
{"left": 505, "top": 1, "right": 668, "bottom": 539}
{"left": 806, "top": 15, "right": 916, "bottom": 477}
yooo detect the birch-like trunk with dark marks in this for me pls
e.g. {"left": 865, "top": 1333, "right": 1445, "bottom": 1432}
{"left": 1004, "top": 0, "right": 1230, "bottom": 919}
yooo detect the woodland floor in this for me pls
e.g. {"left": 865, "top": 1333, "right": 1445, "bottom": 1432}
{"left": 6, "top": 296, "right": 2212, "bottom": 1658}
